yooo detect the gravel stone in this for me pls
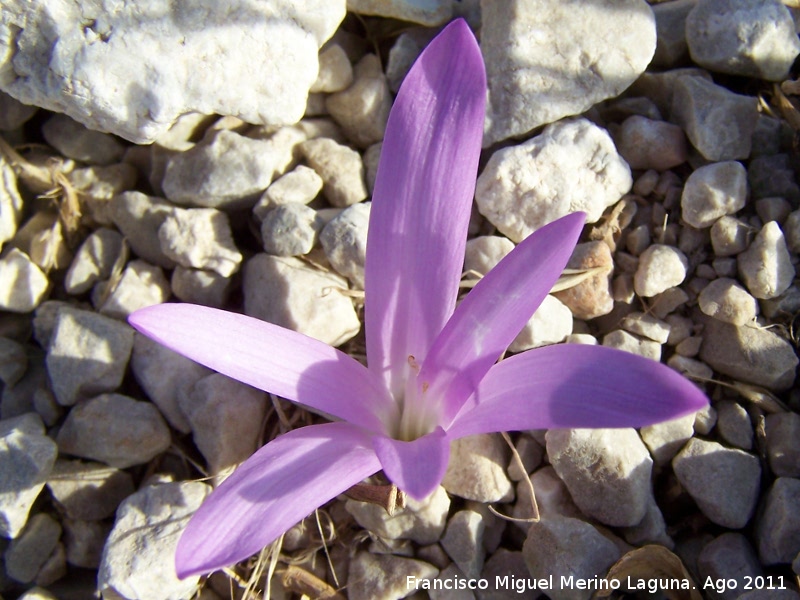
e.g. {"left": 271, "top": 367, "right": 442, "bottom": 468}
{"left": 347, "top": 552, "right": 438, "bottom": 600}
{"left": 41, "top": 114, "right": 125, "bottom": 165}
{"left": 254, "top": 165, "right": 323, "bottom": 215}
{"left": 673, "top": 438, "right": 761, "bottom": 528}
{"left": 95, "top": 260, "right": 171, "bottom": 320}
{"left": 0, "top": 91, "right": 37, "bottom": 131}
{"left": 443, "top": 434, "right": 513, "bottom": 503}
{"left": 552, "top": 240, "right": 615, "bottom": 320}
{"left": 0, "top": 154, "right": 24, "bottom": 250}
{"left": 67, "top": 163, "right": 138, "bottom": 226}
{"left": 56, "top": 393, "right": 171, "bottom": 469}
{"left": 0, "top": 336, "right": 26, "bottom": 388}
{"left": 244, "top": 253, "right": 360, "bottom": 347}
{"left": 98, "top": 481, "right": 212, "bottom": 600}
{"left": 667, "top": 354, "right": 715, "bottom": 381}
{"left": 64, "top": 228, "right": 124, "bottom": 295}
{"left": 260, "top": 204, "right": 322, "bottom": 257}
{"left": 158, "top": 207, "right": 242, "bottom": 277}
{"left": 46, "top": 460, "right": 135, "bottom": 521}
{"left": 756, "top": 477, "right": 800, "bottom": 565}
{"left": 507, "top": 434, "right": 543, "bottom": 482}
{"left": 652, "top": 0, "right": 694, "bottom": 67}
{"left": 698, "top": 277, "right": 758, "bottom": 326}
{"left": 320, "top": 202, "right": 370, "bottom": 288}
{"left": 715, "top": 400, "right": 753, "bottom": 450}
{"left": 464, "top": 236, "right": 515, "bottom": 276}
{"left": 0, "top": 249, "right": 49, "bottom": 313}
{"left": 523, "top": 516, "right": 621, "bottom": 600}
{"left": 481, "top": 0, "right": 655, "bottom": 146}
{"left": 698, "top": 314, "right": 798, "bottom": 391}
{"left": 178, "top": 373, "right": 267, "bottom": 476}
{"left": 310, "top": 43, "right": 353, "bottom": 93}
{"left": 0, "top": 1, "right": 344, "bottom": 143}
{"left": 640, "top": 413, "right": 696, "bottom": 466}
{"left": 615, "top": 116, "right": 688, "bottom": 171}
{"left": 476, "top": 119, "right": 632, "bottom": 243}
{"left": 686, "top": 0, "right": 800, "bottom": 81}
{"left": 749, "top": 154, "right": 800, "bottom": 201}
{"left": 634, "top": 244, "right": 689, "bottom": 297}
{"left": 681, "top": 161, "right": 748, "bottom": 229}
{"left": 478, "top": 549, "right": 531, "bottom": 600}
{"left": 62, "top": 518, "right": 110, "bottom": 568}
{"left": 300, "top": 137, "right": 368, "bottom": 207}
{"left": 671, "top": 76, "right": 758, "bottom": 161}
{"left": 765, "top": 412, "right": 800, "bottom": 477}
{"left": 756, "top": 196, "right": 792, "bottom": 224}
{"left": 0, "top": 414, "right": 57, "bottom": 538}
{"left": 620, "top": 493, "right": 673, "bottom": 549}
{"left": 737, "top": 221, "right": 795, "bottom": 299}
{"left": 621, "top": 312, "right": 671, "bottom": 343}
{"left": 163, "top": 129, "right": 301, "bottom": 210}
{"left": 109, "top": 192, "right": 177, "bottom": 269}
{"left": 130, "top": 334, "right": 210, "bottom": 433}
{"left": 710, "top": 216, "right": 753, "bottom": 257}
{"left": 509, "top": 294, "right": 572, "bottom": 352}
{"left": 602, "top": 329, "right": 661, "bottom": 361}
{"left": 345, "top": 485, "right": 449, "bottom": 545}
{"left": 4, "top": 512, "right": 61, "bottom": 583}
{"left": 326, "top": 54, "right": 391, "bottom": 148}
{"left": 441, "top": 510, "right": 485, "bottom": 579}
{"left": 697, "top": 533, "right": 763, "bottom": 600}
{"left": 46, "top": 308, "right": 134, "bottom": 406}
{"left": 547, "top": 428, "right": 653, "bottom": 527}
{"left": 170, "top": 267, "right": 231, "bottom": 308}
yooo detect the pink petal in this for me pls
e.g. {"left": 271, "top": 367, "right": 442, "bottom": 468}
{"left": 372, "top": 427, "right": 450, "bottom": 501}
{"left": 176, "top": 422, "right": 380, "bottom": 578}
{"left": 447, "top": 344, "right": 709, "bottom": 438}
{"left": 364, "top": 19, "right": 486, "bottom": 400}
{"left": 129, "top": 304, "right": 397, "bottom": 434}
{"left": 419, "top": 213, "right": 585, "bottom": 428}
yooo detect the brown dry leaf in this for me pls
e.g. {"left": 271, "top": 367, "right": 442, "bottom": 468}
{"left": 588, "top": 196, "right": 638, "bottom": 252}
{"left": 774, "top": 83, "right": 800, "bottom": 131}
{"left": 597, "top": 545, "right": 703, "bottom": 600}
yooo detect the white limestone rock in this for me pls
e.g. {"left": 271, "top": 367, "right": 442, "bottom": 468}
{"left": 158, "top": 207, "right": 242, "bottom": 277}
{"left": 475, "top": 119, "right": 632, "bottom": 243}
{"left": 170, "top": 267, "right": 231, "bottom": 308}
{"left": 64, "top": 228, "right": 124, "bottom": 295}
{"left": 254, "top": 165, "right": 323, "bottom": 218}
{"left": 244, "top": 253, "right": 360, "bottom": 346}
{"left": 301, "top": 137, "right": 368, "bottom": 207}
{"left": 326, "top": 54, "right": 391, "bottom": 149}
{"left": 0, "top": 154, "right": 24, "bottom": 251}
{"left": 41, "top": 114, "right": 125, "bottom": 165}
{"left": 0, "top": 414, "right": 57, "bottom": 538}
{"left": 634, "top": 244, "right": 689, "bottom": 297}
{"left": 320, "top": 202, "right": 371, "bottom": 288}
{"left": 463, "top": 236, "right": 515, "bottom": 275}
{"left": 4, "top": 512, "right": 62, "bottom": 583}
{"left": 347, "top": 551, "right": 438, "bottom": 600}
{"left": 98, "top": 481, "right": 211, "bottom": 600}
{"left": 686, "top": 0, "right": 800, "bottom": 81}
{"left": 481, "top": 0, "right": 656, "bottom": 146}
{"left": 698, "top": 277, "right": 758, "bottom": 326}
{"left": 46, "top": 459, "right": 134, "bottom": 521}
{"left": 310, "top": 43, "right": 353, "bottom": 93}
{"left": 0, "top": 1, "right": 345, "bottom": 143}
{"left": 640, "top": 413, "right": 696, "bottom": 466}
{"left": 260, "top": 204, "right": 323, "bottom": 257}
{"left": 110, "top": 192, "right": 177, "bottom": 269}
{"left": 681, "top": 161, "right": 748, "bottom": 229}
{"left": 442, "top": 434, "right": 513, "bottom": 503}
{"left": 95, "top": 260, "right": 171, "bottom": 320}
{"left": 0, "top": 249, "right": 50, "bottom": 313}
{"left": 508, "top": 294, "right": 573, "bottom": 352}
{"left": 737, "top": 221, "right": 795, "bottom": 300}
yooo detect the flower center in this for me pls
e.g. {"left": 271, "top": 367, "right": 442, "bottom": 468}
{"left": 395, "top": 355, "right": 437, "bottom": 441}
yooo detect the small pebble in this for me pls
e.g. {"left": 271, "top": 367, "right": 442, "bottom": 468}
{"left": 765, "top": 412, "right": 800, "bottom": 477}
{"left": 615, "top": 115, "right": 687, "bottom": 171}
{"left": 254, "top": 165, "right": 323, "bottom": 216}
{"left": 552, "top": 241, "right": 614, "bottom": 320}
{"left": 0, "top": 249, "right": 50, "bottom": 313}
{"left": 756, "top": 477, "right": 800, "bottom": 565}
{"left": 310, "top": 43, "right": 353, "bottom": 93}
{"left": 634, "top": 244, "right": 689, "bottom": 297}
{"left": 64, "top": 228, "right": 124, "bottom": 295}
{"left": 158, "top": 207, "right": 242, "bottom": 277}
{"left": 640, "top": 413, "right": 695, "bottom": 466}
{"left": 697, "top": 277, "right": 758, "bottom": 326}
{"left": 440, "top": 510, "right": 485, "bottom": 578}
{"left": 319, "top": 202, "right": 371, "bottom": 288}
{"left": 95, "top": 260, "right": 171, "bottom": 319}
{"left": 442, "top": 434, "right": 513, "bottom": 503}
{"left": 170, "top": 267, "right": 231, "bottom": 308}
{"left": 716, "top": 400, "right": 754, "bottom": 450}
{"left": 62, "top": 518, "right": 110, "bottom": 568}
{"left": 110, "top": 191, "right": 176, "bottom": 269}
{"left": 347, "top": 552, "right": 438, "bottom": 600}
{"left": 4, "top": 512, "right": 62, "bottom": 583}
{"left": 260, "top": 204, "right": 322, "bottom": 257}
{"left": 509, "top": 294, "right": 573, "bottom": 352}
{"left": 621, "top": 311, "right": 671, "bottom": 343}
{"left": 697, "top": 532, "right": 763, "bottom": 600}
{"left": 710, "top": 216, "right": 753, "bottom": 257}
{"left": 463, "top": 236, "right": 515, "bottom": 275}
{"left": 737, "top": 221, "right": 795, "bottom": 300}
{"left": 46, "top": 459, "right": 134, "bottom": 521}
{"left": 681, "top": 162, "right": 748, "bottom": 229}
{"left": 300, "top": 137, "right": 368, "bottom": 207}
{"left": 602, "top": 330, "right": 661, "bottom": 361}
{"left": 42, "top": 114, "right": 125, "bottom": 165}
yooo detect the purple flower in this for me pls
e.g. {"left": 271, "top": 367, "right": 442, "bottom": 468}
{"left": 129, "top": 20, "right": 707, "bottom": 578}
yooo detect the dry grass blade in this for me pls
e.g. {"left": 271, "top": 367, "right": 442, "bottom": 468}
{"left": 281, "top": 564, "right": 345, "bottom": 600}
{"left": 550, "top": 266, "right": 611, "bottom": 293}
{"left": 774, "top": 83, "right": 800, "bottom": 130}
{"left": 598, "top": 545, "right": 703, "bottom": 600}
{"left": 487, "top": 432, "right": 540, "bottom": 524}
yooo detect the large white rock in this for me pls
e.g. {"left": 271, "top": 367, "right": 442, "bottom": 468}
{"left": 476, "top": 119, "right": 631, "bottom": 242}
{"left": 481, "top": 0, "right": 657, "bottom": 145}
{"left": 0, "top": 1, "right": 345, "bottom": 143}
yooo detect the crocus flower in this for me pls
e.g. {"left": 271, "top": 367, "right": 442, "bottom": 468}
{"left": 129, "top": 19, "right": 707, "bottom": 578}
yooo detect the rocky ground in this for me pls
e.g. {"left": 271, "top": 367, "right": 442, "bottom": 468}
{"left": 1, "top": 0, "right": 800, "bottom": 599}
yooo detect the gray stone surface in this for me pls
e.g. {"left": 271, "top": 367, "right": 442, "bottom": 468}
{"left": 45, "top": 308, "right": 134, "bottom": 407}
{"left": 98, "top": 481, "right": 212, "bottom": 600}
{"left": 443, "top": 434, "right": 513, "bottom": 503}
{"left": 547, "top": 428, "right": 653, "bottom": 527}
{"left": 765, "top": 412, "right": 800, "bottom": 478}
{"left": 481, "top": 0, "right": 656, "bottom": 146}
{"left": 158, "top": 207, "right": 242, "bottom": 277}
{"left": 698, "top": 277, "right": 758, "bottom": 326}
{"left": 697, "top": 532, "right": 763, "bottom": 600}
{"left": 46, "top": 460, "right": 135, "bottom": 522}
{"left": 441, "top": 510, "right": 485, "bottom": 579}
{"left": 756, "top": 477, "right": 800, "bottom": 565}
{"left": 737, "top": 221, "right": 795, "bottom": 300}
{"left": 0, "top": 1, "right": 345, "bottom": 143}
{"left": 320, "top": 202, "right": 370, "bottom": 288}
{"left": 96, "top": 259, "right": 171, "bottom": 319}
{"left": 347, "top": 551, "right": 438, "bottom": 600}
{"left": 634, "top": 244, "right": 689, "bottom": 297}
{"left": 64, "top": 228, "right": 124, "bottom": 296}
{"left": 300, "top": 137, "right": 368, "bottom": 207}
{"left": 4, "top": 512, "right": 61, "bottom": 583}
{"left": 686, "top": 0, "right": 800, "bottom": 81}
{"left": 260, "top": 203, "right": 322, "bottom": 257}
{"left": 41, "top": 114, "right": 125, "bottom": 165}
{"left": 0, "top": 249, "right": 50, "bottom": 313}
{"left": 110, "top": 192, "right": 177, "bottom": 269}
{"left": 56, "top": 393, "right": 171, "bottom": 469}
{"left": 673, "top": 438, "right": 761, "bottom": 528}
{"left": 681, "top": 161, "right": 748, "bottom": 229}
{"left": 716, "top": 400, "right": 753, "bottom": 451}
